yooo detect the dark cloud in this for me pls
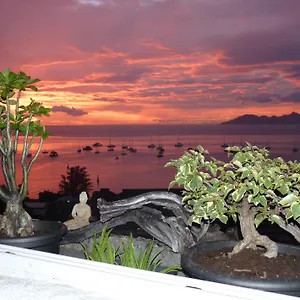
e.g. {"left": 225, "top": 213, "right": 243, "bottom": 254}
{"left": 289, "top": 72, "right": 300, "bottom": 79}
{"left": 52, "top": 105, "right": 88, "bottom": 116}
{"left": 212, "top": 26, "right": 300, "bottom": 66}
{"left": 177, "top": 78, "right": 198, "bottom": 85}
{"left": 103, "top": 68, "right": 150, "bottom": 83}
{"left": 237, "top": 94, "right": 274, "bottom": 104}
{"left": 93, "top": 97, "right": 126, "bottom": 102}
{"left": 239, "top": 90, "right": 300, "bottom": 103}
{"left": 210, "top": 0, "right": 300, "bottom": 20}
{"left": 47, "top": 85, "right": 121, "bottom": 94}
{"left": 277, "top": 64, "right": 300, "bottom": 79}
{"left": 282, "top": 91, "right": 300, "bottom": 102}
{"left": 201, "top": 74, "right": 278, "bottom": 85}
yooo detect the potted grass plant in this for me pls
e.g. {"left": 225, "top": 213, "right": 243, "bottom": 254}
{"left": 165, "top": 143, "right": 300, "bottom": 296}
{"left": 0, "top": 68, "right": 67, "bottom": 252}
{"left": 82, "top": 226, "right": 181, "bottom": 274}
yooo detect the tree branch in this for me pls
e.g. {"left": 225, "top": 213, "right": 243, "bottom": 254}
{"left": 275, "top": 216, "right": 300, "bottom": 243}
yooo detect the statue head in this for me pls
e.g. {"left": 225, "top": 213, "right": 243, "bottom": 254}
{"left": 79, "top": 191, "right": 88, "bottom": 203}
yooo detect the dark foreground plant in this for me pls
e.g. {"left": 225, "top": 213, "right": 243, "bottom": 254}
{"left": 0, "top": 69, "right": 51, "bottom": 237}
{"left": 59, "top": 165, "right": 92, "bottom": 196}
{"left": 166, "top": 143, "right": 300, "bottom": 258}
{"left": 82, "top": 226, "right": 181, "bottom": 273}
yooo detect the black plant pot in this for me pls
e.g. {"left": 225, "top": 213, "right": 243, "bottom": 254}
{"left": 181, "top": 240, "right": 300, "bottom": 297}
{"left": 0, "top": 220, "right": 67, "bottom": 254}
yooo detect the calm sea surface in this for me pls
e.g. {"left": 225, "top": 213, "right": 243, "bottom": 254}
{"left": 1, "top": 124, "right": 300, "bottom": 199}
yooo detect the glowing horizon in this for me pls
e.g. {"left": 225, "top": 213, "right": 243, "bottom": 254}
{"left": 1, "top": 0, "right": 300, "bottom": 125}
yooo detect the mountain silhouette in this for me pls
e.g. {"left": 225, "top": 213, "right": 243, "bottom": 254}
{"left": 221, "top": 112, "right": 300, "bottom": 125}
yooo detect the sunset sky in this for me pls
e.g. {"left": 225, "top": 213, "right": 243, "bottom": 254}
{"left": 1, "top": 0, "right": 300, "bottom": 125}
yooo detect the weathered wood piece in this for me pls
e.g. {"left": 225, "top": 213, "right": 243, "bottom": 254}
{"left": 62, "top": 191, "right": 209, "bottom": 253}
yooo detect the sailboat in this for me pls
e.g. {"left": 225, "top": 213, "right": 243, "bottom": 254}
{"left": 49, "top": 151, "right": 58, "bottom": 157}
{"left": 128, "top": 140, "right": 137, "bottom": 153}
{"left": 147, "top": 136, "right": 156, "bottom": 148}
{"left": 240, "top": 136, "right": 244, "bottom": 147}
{"left": 221, "top": 137, "right": 228, "bottom": 148}
{"left": 156, "top": 140, "right": 165, "bottom": 152}
{"left": 93, "top": 142, "right": 103, "bottom": 147}
{"left": 187, "top": 141, "right": 196, "bottom": 151}
{"left": 121, "top": 138, "right": 128, "bottom": 149}
{"left": 157, "top": 150, "right": 164, "bottom": 158}
{"left": 107, "top": 134, "right": 116, "bottom": 149}
{"left": 292, "top": 145, "right": 299, "bottom": 152}
{"left": 174, "top": 133, "right": 183, "bottom": 147}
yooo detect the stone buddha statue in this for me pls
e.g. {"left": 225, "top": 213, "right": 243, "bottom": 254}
{"left": 64, "top": 191, "right": 92, "bottom": 230}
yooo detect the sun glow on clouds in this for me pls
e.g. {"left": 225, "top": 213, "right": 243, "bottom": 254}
{"left": 1, "top": 0, "right": 300, "bottom": 125}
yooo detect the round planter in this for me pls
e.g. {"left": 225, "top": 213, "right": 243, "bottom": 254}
{"left": 0, "top": 220, "right": 67, "bottom": 254}
{"left": 181, "top": 240, "right": 300, "bottom": 297}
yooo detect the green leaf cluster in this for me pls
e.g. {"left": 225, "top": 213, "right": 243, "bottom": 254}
{"left": 0, "top": 69, "right": 51, "bottom": 136}
{"left": 82, "top": 226, "right": 181, "bottom": 274}
{"left": 165, "top": 143, "right": 300, "bottom": 228}
{"left": 0, "top": 68, "right": 40, "bottom": 100}
{"left": 0, "top": 68, "right": 51, "bottom": 204}
{"left": 82, "top": 227, "right": 119, "bottom": 264}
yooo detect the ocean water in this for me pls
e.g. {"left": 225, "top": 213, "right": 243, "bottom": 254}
{"left": 1, "top": 124, "right": 300, "bottom": 199}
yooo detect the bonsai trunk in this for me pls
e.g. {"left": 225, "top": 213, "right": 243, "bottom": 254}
{"left": 0, "top": 195, "right": 34, "bottom": 237}
{"left": 229, "top": 198, "right": 278, "bottom": 258}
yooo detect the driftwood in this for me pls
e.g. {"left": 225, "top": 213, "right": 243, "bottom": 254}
{"left": 62, "top": 191, "right": 209, "bottom": 253}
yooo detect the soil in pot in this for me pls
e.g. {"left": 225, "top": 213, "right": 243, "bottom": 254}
{"left": 182, "top": 241, "right": 300, "bottom": 296}
{"left": 194, "top": 247, "right": 300, "bottom": 280}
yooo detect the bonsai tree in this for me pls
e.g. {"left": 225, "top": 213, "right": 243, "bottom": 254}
{"left": 165, "top": 143, "right": 300, "bottom": 258}
{"left": 0, "top": 69, "right": 51, "bottom": 237}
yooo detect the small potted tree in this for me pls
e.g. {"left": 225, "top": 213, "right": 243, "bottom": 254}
{"left": 0, "top": 68, "right": 67, "bottom": 252}
{"left": 166, "top": 143, "right": 300, "bottom": 296}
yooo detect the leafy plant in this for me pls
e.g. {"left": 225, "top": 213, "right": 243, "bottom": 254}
{"left": 0, "top": 68, "right": 51, "bottom": 237}
{"left": 82, "top": 226, "right": 181, "bottom": 273}
{"left": 165, "top": 143, "right": 300, "bottom": 258}
{"left": 82, "top": 227, "right": 119, "bottom": 264}
{"left": 120, "top": 234, "right": 181, "bottom": 273}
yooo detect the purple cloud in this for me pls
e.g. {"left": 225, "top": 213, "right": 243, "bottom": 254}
{"left": 93, "top": 97, "right": 126, "bottom": 102}
{"left": 52, "top": 105, "right": 88, "bottom": 116}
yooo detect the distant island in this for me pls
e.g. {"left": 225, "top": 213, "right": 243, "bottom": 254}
{"left": 221, "top": 112, "right": 300, "bottom": 125}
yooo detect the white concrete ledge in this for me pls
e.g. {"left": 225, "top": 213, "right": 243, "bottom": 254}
{"left": 0, "top": 244, "right": 297, "bottom": 300}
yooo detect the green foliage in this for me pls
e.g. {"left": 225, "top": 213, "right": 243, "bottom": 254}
{"left": 59, "top": 165, "right": 92, "bottom": 196}
{"left": 82, "top": 227, "right": 119, "bottom": 264}
{"left": 0, "top": 69, "right": 51, "bottom": 136}
{"left": 82, "top": 226, "right": 181, "bottom": 274}
{"left": 165, "top": 143, "right": 300, "bottom": 228}
{"left": 0, "top": 68, "right": 51, "bottom": 203}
